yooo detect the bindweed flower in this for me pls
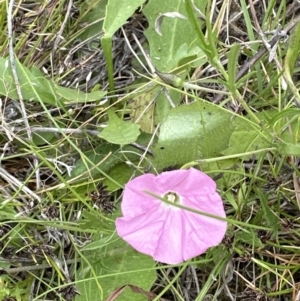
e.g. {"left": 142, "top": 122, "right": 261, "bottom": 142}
{"left": 116, "top": 168, "right": 227, "bottom": 264}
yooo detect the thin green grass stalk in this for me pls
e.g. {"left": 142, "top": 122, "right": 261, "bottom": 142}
{"left": 9, "top": 156, "right": 47, "bottom": 195}
{"left": 184, "top": 0, "right": 212, "bottom": 60}
{"left": 245, "top": 155, "right": 266, "bottom": 200}
{"left": 72, "top": 1, "right": 103, "bottom": 28}
{"left": 277, "top": 72, "right": 284, "bottom": 111}
{"left": 69, "top": 235, "right": 104, "bottom": 300}
{"left": 22, "top": 27, "right": 52, "bottom": 67}
{"left": 235, "top": 92, "right": 261, "bottom": 123}
{"left": 204, "top": 0, "right": 231, "bottom": 81}
{"left": 14, "top": 1, "right": 60, "bottom": 59}
{"left": 11, "top": 136, "right": 92, "bottom": 207}
{"left": 181, "top": 147, "right": 277, "bottom": 167}
{"left": 195, "top": 252, "right": 232, "bottom": 301}
{"left": 263, "top": 0, "right": 287, "bottom": 31}
{"left": 267, "top": 289, "right": 295, "bottom": 298}
{"left": 239, "top": 0, "right": 263, "bottom": 93}
{"left": 262, "top": 0, "right": 279, "bottom": 27}
{"left": 205, "top": 169, "right": 267, "bottom": 183}
{"left": 284, "top": 21, "right": 300, "bottom": 105}
{"left": 185, "top": 0, "right": 261, "bottom": 123}
{"left": 101, "top": 36, "right": 115, "bottom": 93}
{"left": 158, "top": 269, "right": 185, "bottom": 301}
{"left": 0, "top": 1, "right": 7, "bottom": 49}
{"left": 250, "top": 69, "right": 284, "bottom": 108}
{"left": 276, "top": 1, "right": 287, "bottom": 25}
{"left": 184, "top": 0, "right": 227, "bottom": 79}
{"left": 252, "top": 258, "right": 293, "bottom": 287}
{"left": 152, "top": 261, "right": 190, "bottom": 301}
{"left": 227, "top": 43, "right": 240, "bottom": 91}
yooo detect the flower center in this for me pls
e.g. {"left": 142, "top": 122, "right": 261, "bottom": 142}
{"left": 164, "top": 191, "right": 180, "bottom": 204}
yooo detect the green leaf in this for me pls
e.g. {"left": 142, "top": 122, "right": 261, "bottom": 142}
{"left": 0, "top": 58, "right": 106, "bottom": 105}
{"left": 227, "top": 43, "right": 240, "bottom": 91}
{"left": 112, "top": 286, "right": 148, "bottom": 301}
{"left": 154, "top": 101, "right": 236, "bottom": 168}
{"left": 31, "top": 66, "right": 106, "bottom": 104}
{"left": 128, "top": 85, "right": 159, "bottom": 134}
{"left": 222, "top": 122, "right": 269, "bottom": 157}
{"left": 269, "top": 109, "right": 300, "bottom": 143}
{"left": 284, "top": 20, "right": 300, "bottom": 83}
{"left": 256, "top": 109, "right": 300, "bottom": 156}
{"left": 103, "top": 163, "right": 135, "bottom": 192}
{"left": 176, "top": 45, "right": 206, "bottom": 68}
{"left": 254, "top": 188, "right": 279, "bottom": 238}
{"left": 76, "top": 237, "right": 156, "bottom": 301}
{"left": 223, "top": 109, "right": 300, "bottom": 157}
{"left": 0, "top": 57, "right": 55, "bottom": 104}
{"left": 32, "top": 131, "right": 55, "bottom": 146}
{"left": 77, "top": 0, "right": 107, "bottom": 42}
{"left": 129, "top": 83, "right": 183, "bottom": 134}
{"left": 58, "top": 86, "right": 106, "bottom": 103}
{"left": 184, "top": 0, "right": 213, "bottom": 60}
{"left": 103, "top": 0, "right": 147, "bottom": 37}
{"left": 81, "top": 236, "right": 120, "bottom": 251}
{"left": 220, "top": 110, "right": 275, "bottom": 158}
{"left": 70, "top": 143, "right": 121, "bottom": 181}
{"left": 279, "top": 142, "right": 300, "bottom": 156}
{"left": 99, "top": 110, "right": 140, "bottom": 145}
{"left": 235, "top": 230, "right": 263, "bottom": 248}
{"left": 283, "top": 17, "right": 300, "bottom": 99}
{"left": 80, "top": 210, "right": 118, "bottom": 232}
{"left": 154, "top": 87, "right": 182, "bottom": 124}
{"left": 143, "top": 0, "right": 207, "bottom": 72}
{"left": 70, "top": 143, "right": 144, "bottom": 182}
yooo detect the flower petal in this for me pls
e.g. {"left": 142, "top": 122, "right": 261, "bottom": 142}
{"left": 152, "top": 207, "right": 226, "bottom": 263}
{"left": 116, "top": 207, "right": 166, "bottom": 258}
{"left": 116, "top": 168, "right": 227, "bottom": 264}
{"left": 120, "top": 173, "right": 164, "bottom": 219}
{"left": 151, "top": 210, "right": 185, "bottom": 264}
{"left": 182, "top": 193, "right": 226, "bottom": 217}
{"left": 117, "top": 208, "right": 186, "bottom": 264}
{"left": 180, "top": 210, "right": 227, "bottom": 260}
{"left": 156, "top": 168, "right": 216, "bottom": 195}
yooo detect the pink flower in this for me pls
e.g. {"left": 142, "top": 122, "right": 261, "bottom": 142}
{"left": 116, "top": 168, "right": 227, "bottom": 264}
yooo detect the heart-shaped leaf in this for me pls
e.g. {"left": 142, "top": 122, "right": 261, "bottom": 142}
{"left": 143, "top": 0, "right": 207, "bottom": 72}
{"left": 154, "top": 101, "right": 236, "bottom": 168}
{"left": 76, "top": 237, "right": 156, "bottom": 301}
{"left": 99, "top": 110, "right": 140, "bottom": 145}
